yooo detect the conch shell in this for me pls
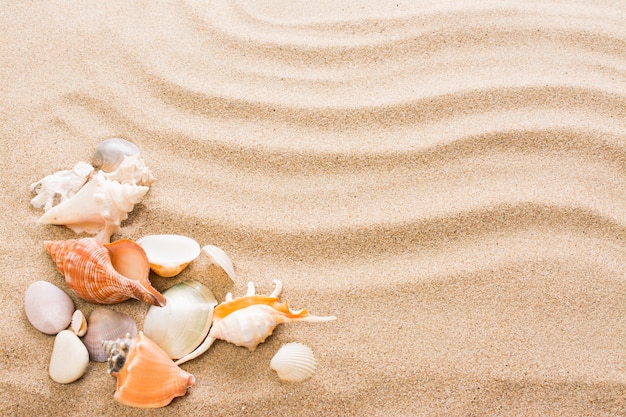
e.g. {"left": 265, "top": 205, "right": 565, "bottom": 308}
{"left": 30, "top": 161, "right": 94, "bottom": 212}
{"left": 175, "top": 280, "right": 335, "bottom": 364}
{"left": 37, "top": 171, "right": 149, "bottom": 243}
{"left": 103, "top": 332, "right": 195, "bottom": 408}
{"left": 44, "top": 237, "right": 166, "bottom": 307}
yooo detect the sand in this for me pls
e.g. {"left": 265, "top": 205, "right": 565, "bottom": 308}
{"left": 1, "top": 1, "right": 624, "bottom": 416}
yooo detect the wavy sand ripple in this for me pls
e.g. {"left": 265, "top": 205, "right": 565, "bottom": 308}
{"left": 1, "top": 1, "right": 624, "bottom": 416}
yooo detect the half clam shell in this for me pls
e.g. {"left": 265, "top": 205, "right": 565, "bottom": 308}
{"left": 136, "top": 235, "right": 201, "bottom": 277}
{"left": 143, "top": 280, "right": 217, "bottom": 361}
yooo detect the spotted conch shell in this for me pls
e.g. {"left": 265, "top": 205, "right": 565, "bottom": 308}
{"left": 44, "top": 238, "right": 166, "bottom": 307}
{"left": 174, "top": 280, "right": 336, "bottom": 365}
{"left": 37, "top": 171, "right": 148, "bottom": 243}
{"left": 103, "top": 332, "right": 195, "bottom": 408}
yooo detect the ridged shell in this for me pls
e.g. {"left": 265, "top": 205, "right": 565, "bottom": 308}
{"left": 24, "top": 280, "right": 75, "bottom": 335}
{"left": 136, "top": 235, "right": 200, "bottom": 278}
{"left": 37, "top": 171, "right": 149, "bottom": 243}
{"left": 83, "top": 308, "right": 137, "bottom": 362}
{"left": 208, "top": 280, "right": 336, "bottom": 351}
{"left": 143, "top": 280, "right": 216, "bottom": 361}
{"left": 104, "top": 332, "right": 195, "bottom": 408}
{"left": 91, "top": 138, "right": 140, "bottom": 173}
{"left": 44, "top": 237, "right": 166, "bottom": 307}
{"left": 270, "top": 343, "right": 317, "bottom": 383}
{"left": 49, "top": 330, "right": 90, "bottom": 384}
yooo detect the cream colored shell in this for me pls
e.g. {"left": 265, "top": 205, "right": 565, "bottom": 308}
{"left": 270, "top": 342, "right": 317, "bottom": 383}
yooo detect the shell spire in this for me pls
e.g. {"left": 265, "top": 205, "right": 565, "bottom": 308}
{"left": 44, "top": 238, "right": 166, "bottom": 307}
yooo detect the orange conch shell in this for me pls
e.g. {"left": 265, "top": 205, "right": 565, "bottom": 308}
{"left": 175, "top": 280, "right": 335, "bottom": 364}
{"left": 104, "top": 332, "right": 195, "bottom": 408}
{"left": 44, "top": 238, "right": 166, "bottom": 307}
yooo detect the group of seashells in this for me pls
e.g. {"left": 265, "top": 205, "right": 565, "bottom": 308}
{"left": 25, "top": 138, "right": 336, "bottom": 408}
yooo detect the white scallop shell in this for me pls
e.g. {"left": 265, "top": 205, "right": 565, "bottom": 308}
{"left": 136, "top": 235, "right": 201, "bottom": 277}
{"left": 30, "top": 162, "right": 94, "bottom": 212}
{"left": 270, "top": 342, "right": 317, "bottom": 383}
{"left": 37, "top": 171, "right": 149, "bottom": 242}
{"left": 24, "top": 281, "right": 75, "bottom": 335}
{"left": 49, "top": 330, "right": 89, "bottom": 384}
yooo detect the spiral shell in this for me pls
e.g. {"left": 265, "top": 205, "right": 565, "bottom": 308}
{"left": 44, "top": 238, "right": 166, "bottom": 306}
{"left": 103, "top": 332, "right": 195, "bottom": 408}
{"left": 208, "top": 280, "right": 336, "bottom": 351}
{"left": 91, "top": 138, "right": 140, "bottom": 173}
{"left": 270, "top": 343, "right": 317, "bottom": 383}
{"left": 37, "top": 171, "right": 149, "bottom": 243}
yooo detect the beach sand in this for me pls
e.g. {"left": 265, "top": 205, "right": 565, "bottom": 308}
{"left": 1, "top": 1, "right": 624, "bottom": 416}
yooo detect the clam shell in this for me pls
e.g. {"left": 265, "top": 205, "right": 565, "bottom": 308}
{"left": 70, "top": 309, "right": 88, "bottom": 336}
{"left": 270, "top": 342, "right": 317, "bottom": 383}
{"left": 91, "top": 138, "right": 140, "bottom": 173}
{"left": 24, "top": 281, "right": 75, "bottom": 335}
{"left": 104, "top": 332, "right": 195, "bottom": 408}
{"left": 136, "top": 235, "right": 201, "bottom": 277}
{"left": 44, "top": 238, "right": 166, "bottom": 306}
{"left": 143, "top": 280, "right": 217, "bottom": 361}
{"left": 83, "top": 308, "right": 137, "bottom": 362}
{"left": 49, "top": 330, "right": 90, "bottom": 384}
{"left": 202, "top": 244, "right": 236, "bottom": 281}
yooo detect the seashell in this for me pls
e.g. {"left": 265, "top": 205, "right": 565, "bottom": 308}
{"left": 270, "top": 342, "right": 317, "bottom": 383}
{"left": 37, "top": 171, "right": 149, "bottom": 243}
{"left": 70, "top": 309, "right": 88, "bottom": 336}
{"left": 24, "top": 280, "right": 75, "bottom": 335}
{"left": 176, "top": 280, "right": 336, "bottom": 362}
{"left": 103, "top": 153, "right": 156, "bottom": 187}
{"left": 44, "top": 237, "right": 166, "bottom": 307}
{"left": 83, "top": 308, "right": 137, "bottom": 361}
{"left": 91, "top": 138, "right": 140, "bottom": 173}
{"left": 136, "top": 235, "right": 201, "bottom": 278}
{"left": 30, "top": 162, "right": 94, "bottom": 212}
{"left": 49, "top": 329, "right": 90, "bottom": 384}
{"left": 144, "top": 280, "right": 217, "bottom": 363}
{"left": 202, "top": 244, "right": 236, "bottom": 282}
{"left": 103, "top": 332, "right": 195, "bottom": 408}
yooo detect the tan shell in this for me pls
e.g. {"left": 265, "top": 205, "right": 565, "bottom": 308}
{"left": 83, "top": 308, "right": 138, "bottom": 362}
{"left": 70, "top": 310, "right": 88, "bottom": 337}
{"left": 24, "top": 280, "right": 75, "bottom": 335}
{"left": 44, "top": 238, "right": 166, "bottom": 306}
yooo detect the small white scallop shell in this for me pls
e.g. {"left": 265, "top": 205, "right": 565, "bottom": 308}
{"left": 49, "top": 330, "right": 90, "bottom": 384}
{"left": 24, "top": 281, "right": 75, "bottom": 335}
{"left": 136, "top": 235, "right": 201, "bottom": 277}
{"left": 270, "top": 342, "right": 318, "bottom": 383}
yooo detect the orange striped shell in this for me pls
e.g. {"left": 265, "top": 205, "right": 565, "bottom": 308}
{"left": 105, "top": 332, "right": 195, "bottom": 408}
{"left": 44, "top": 238, "right": 166, "bottom": 306}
